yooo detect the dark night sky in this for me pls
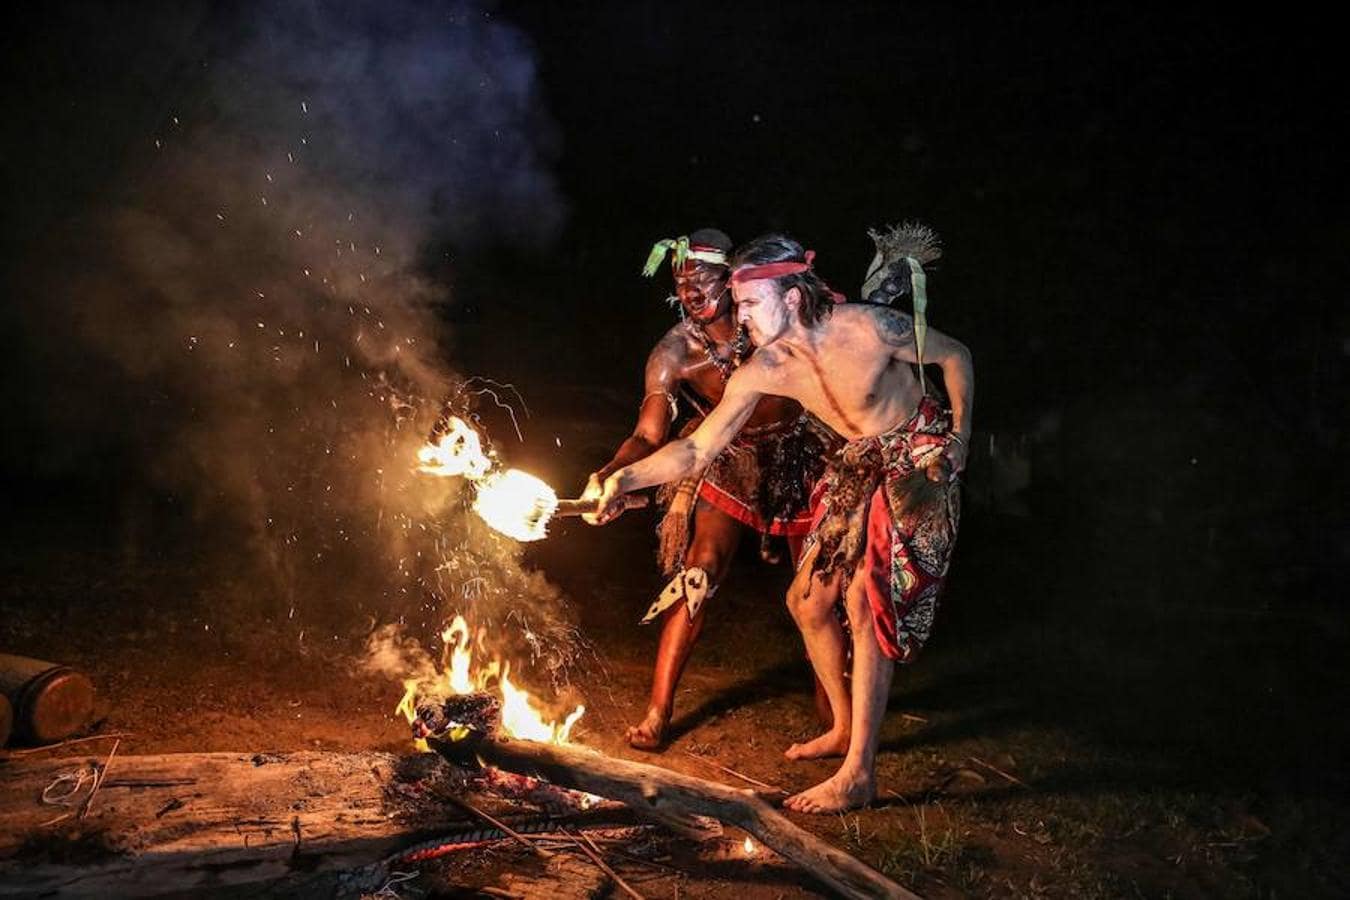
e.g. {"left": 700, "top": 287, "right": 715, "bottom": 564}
{"left": 0, "top": 2, "right": 1343, "bottom": 606}
{"left": 2, "top": 4, "right": 1341, "bottom": 389}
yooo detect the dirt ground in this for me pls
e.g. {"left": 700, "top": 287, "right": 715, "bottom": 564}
{"left": 2, "top": 398, "right": 1347, "bottom": 898}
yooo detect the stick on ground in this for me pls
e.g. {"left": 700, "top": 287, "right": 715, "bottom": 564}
{"left": 967, "top": 755, "right": 1029, "bottom": 790}
{"left": 681, "top": 750, "right": 786, "bottom": 794}
{"left": 441, "top": 794, "right": 552, "bottom": 860}
{"left": 80, "top": 738, "right": 120, "bottom": 821}
{"left": 564, "top": 826, "right": 646, "bottom": 900}
{"left": 2, "top": 732, "right": 134, "bottom": 758}
{"left": 431, "top": 735, "right": 920, "bottom": 900}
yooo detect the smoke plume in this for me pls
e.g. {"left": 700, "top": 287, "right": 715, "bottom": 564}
{"left": 4, "top": 1, "right": 579, "bottom": 679}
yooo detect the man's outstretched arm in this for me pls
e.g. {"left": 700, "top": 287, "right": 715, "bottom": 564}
{"left": 592, "top": 364, "right": 764, "bottom": 520}
{"left": 595, "top": 337, "right": 683, "bottom": 480}
{"left": 579, "top": 337, "right": 683, "bottom": 525}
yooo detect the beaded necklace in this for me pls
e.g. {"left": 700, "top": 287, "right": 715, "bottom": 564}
{"left": 686, "top": 320, "right": 749, "bottom": 383}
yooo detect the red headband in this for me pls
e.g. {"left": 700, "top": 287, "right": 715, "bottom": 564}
{"left": 730, "top": 250, "right": 845, "bottom": 303}
{"left": 730, "top": 249, "right": 817, "bottom": 284}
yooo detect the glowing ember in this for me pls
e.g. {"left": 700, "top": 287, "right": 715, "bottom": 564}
{"left": 398, "top": 614, "right": 584, "bottom": 746}
{"left": 418, "top": 416, "right": 559, "bottom": 541}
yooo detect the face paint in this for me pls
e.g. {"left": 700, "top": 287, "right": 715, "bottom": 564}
{"left": 732, "top": 279, "right": 790, "bottom": 346}
{"left": 673, "top": 263, "right": 730, "bottom": 323}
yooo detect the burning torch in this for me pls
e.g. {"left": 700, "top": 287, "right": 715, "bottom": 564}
{"left": 418, "top": 414, "right": 645, "bottom": 541}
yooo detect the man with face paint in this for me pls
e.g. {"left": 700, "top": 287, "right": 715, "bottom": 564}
{"left": 593, "top": 231, "right": 973, "bottom": 812}
{"left": 582, "top": 228, "right": 831, "bottom": 751}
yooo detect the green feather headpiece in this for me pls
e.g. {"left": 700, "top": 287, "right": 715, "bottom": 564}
{"left": 642, "top": 236, "right": 729, "bottom": 277}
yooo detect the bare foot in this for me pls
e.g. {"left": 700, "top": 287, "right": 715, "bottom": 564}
{"left": 783, "top": 769, "right": 875, "bottom": 814}
{"left": 784, "top": 727, "right": 850, "bottom": 760}
{"left": 625, "top": 707, "right": 668, "bottom": 752}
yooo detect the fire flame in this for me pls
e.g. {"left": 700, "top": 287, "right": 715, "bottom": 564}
{"left": 398, "top": 614, "right": 584, "bottom": 747}
{"left": 418, "top": 416, "right": 559, "bottom": 541}
{"left": 473, "top": 469, "right": 557, "bottom": 542}
{"left": 417, "top": 416, "right": 491, "bottom": 479}
{"left": 743, "top": 836, "right": 757, "bottom": 855}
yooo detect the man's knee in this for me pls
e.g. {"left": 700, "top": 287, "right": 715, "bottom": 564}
{"left": 844, "top": 578, "right": 871, "bottom": 624}
{"left": 684, "top": 542, "right": 727, "bottom": 582}
{"left": 787, "top": 578, "right": 834, "bottom": 628}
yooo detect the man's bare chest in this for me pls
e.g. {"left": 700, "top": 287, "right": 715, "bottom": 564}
{"left": 681, "top": 345, "right": 800, "bottom": 426}
{"left": 776, "top": 343, "right": 912, "bottom": 436}
{"left": 680, "top": 362, "right": 727, "bottom": 405}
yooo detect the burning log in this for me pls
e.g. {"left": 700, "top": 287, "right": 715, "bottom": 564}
{"left": 424, "top": 694, "right": 920, "bottom": 900}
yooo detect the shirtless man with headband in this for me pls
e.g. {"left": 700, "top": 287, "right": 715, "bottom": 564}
{"left": 592, "top": 231, "right": 973, "bottom": 812}
{"left": 585, "top": 229, "right": 830, "bottom": 751}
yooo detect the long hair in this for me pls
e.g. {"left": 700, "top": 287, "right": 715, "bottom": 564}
{"left": 730, "top": 233, "right": 837, "bottom": 328}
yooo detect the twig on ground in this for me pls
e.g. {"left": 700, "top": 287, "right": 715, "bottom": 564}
{"left": 899, "top": 714, "right": 928, "bottom": 725}
{"left": 604, "top": 847, "right": 687, "bottom": 877}
{"left": 3, "top": 732, "right": 134, "bottom": 757}
{"left": 80, "top": 739, "right": 120, "bottom": 821}
{"left": 442, "top": 795, "right": 551, "bottom": 859}
{"left": 527, "top": 833, "right": 683, "bottom": 875}
{"left": 525, "top": 830, "right": 642, "bottom": 845}
{"left": 967, "top": 755, "right": 1029, "bottom": 790}
{"left": 681, "top": 750, "right": 786, "bottom": 794}
{"left": 564, "top": 827, "right": 646, "bottom": 900}
{"left": 104, "top": 778, "right": 197, "bottom": 788}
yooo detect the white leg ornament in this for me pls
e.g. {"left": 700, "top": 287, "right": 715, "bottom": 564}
{"left": 639, "top": 566, "right": 715, "bottom": 624}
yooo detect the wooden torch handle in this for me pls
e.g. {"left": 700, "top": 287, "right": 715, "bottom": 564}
{"left": 553, "top": 495, "right": 650, "bottom": 517}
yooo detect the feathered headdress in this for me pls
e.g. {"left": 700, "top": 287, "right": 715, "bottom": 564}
{"left": 861, "top": 222, "right": 942, "bottom": 391}
{"left": 641, "top": 236, "right": 729, "bottom": 277}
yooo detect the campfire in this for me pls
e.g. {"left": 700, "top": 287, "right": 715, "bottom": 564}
{"left": 387, "top": 418, "right": 911, "bottom": 896}
{"left": 402, "top": 413, "right": 587, "bottom": 747}
{"left": 395, "top": 614, "right": 584, "bottom": 749}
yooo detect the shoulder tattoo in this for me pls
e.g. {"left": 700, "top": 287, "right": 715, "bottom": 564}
{"left": 876, "top": 308, "right": 915, "bottom": 346}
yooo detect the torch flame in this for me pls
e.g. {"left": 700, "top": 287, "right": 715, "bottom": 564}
{"left": 473, "top": 469, "right": 557, "bottom": 542}
{"left": 417, "top": 416, "right": 491, "bottom": 480}
{"left": 398, "top": 614, "right": 583, "bottom": 746}
{"left": 419, "top": 416, "right": 560, "bottom": 541}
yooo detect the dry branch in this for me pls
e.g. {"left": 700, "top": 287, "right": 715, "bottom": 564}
{"left": 431, "top": 734, "right": 919, "bottom": 900}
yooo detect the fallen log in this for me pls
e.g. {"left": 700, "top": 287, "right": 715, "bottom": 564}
{"left": 0, "top": 750, "right": 476, "bottom": 897}
{"left": 429, "top": 732, "right": 920, "bottom": 900}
